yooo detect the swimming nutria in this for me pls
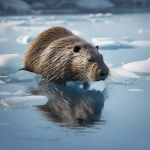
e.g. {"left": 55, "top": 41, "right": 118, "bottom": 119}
{"left": 20, "top": 26, "right": 109, "bottom": 84}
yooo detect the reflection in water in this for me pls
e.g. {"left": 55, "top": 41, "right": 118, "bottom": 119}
{"left": 29, "top": 81, "right": 109, "bottom": 127}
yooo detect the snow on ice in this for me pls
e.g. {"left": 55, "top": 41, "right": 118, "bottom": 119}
{"left": 0, "top": 54, "right": 23, "bottom": 73}
{"left": 122, "top": 58, "right": 150, "bottom": 74}
{"left": 16, "top": 36, "right": 33, "bottom": 44}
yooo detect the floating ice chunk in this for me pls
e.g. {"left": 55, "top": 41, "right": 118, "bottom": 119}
{"left": 0, "top": 90, "right": 29, "bottom": 96}
{"left": 92, "top": 38, "right": 135, "bottom": 50}
{"left": 0, "top": 54, "right": 22, "bottom": 73}
{"left": 45, "top": 20, "right": 67, "bottom": 25}
{"left": 121, "top": 18, "right": 139, "bottom": 22}
{"left": 128, "top": 89, "right": 144, "bottom": 91}
{"left": 0, "top": 38, "right": 9, "bottom": 42}
{"left": 122, "top": 37, "right": 135, "bottom": 42}
{"left": 138, "top": 28, "right": 144, "bottom": 33}
{"left": 12, "top": 90, "right": 30, "bottom": 96}
{"left": 71, "top": 30, "right": 82, "bottom": 36}
{"left": 131, "top": 41, "right": 150, "bottom": 48}
{"left": 8, "top": 70, "right": 42, "bottom": 83}
{"left": 105, "top": 13, "right": 113, "bottom": 17}
{"left": 0, "top": 20, "right": 26, "bottom": 28}
{"left": 0, "top": 80, "right": 5, "bottom": 84}
{"left": 145, "top": 76, "right": 150, "bottom": 82}
{"left": 109, "top": 68, "right": 140, "bottom": 85}
{"left": 0, "top": 95, "right": 48, "bottom": 107}
{"left": 110, "top": 68, "right": 140, "bottom": 79}
{"left": 16, "top": 36, "right": 33, "bottom": 44}
{"left": 122, "top": 58, "right": 150, "bottom": 74}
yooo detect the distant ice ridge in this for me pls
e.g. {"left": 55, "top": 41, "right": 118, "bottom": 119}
{"left": 76, "top": 0, "right": 114, "bottom": 9}
{"left": 0, "top": 0, "right": 31, "bottom": 12}
{"left": 122, "top": 58, "right": 150, "bottom": 74}
{"left": 0, "top": 54, "right": 22, "bottom": 73}
{"left": 16, "top": 36, "right": 33, "bottom": 44}
{"left": 92, "top": 37, "right": 150, "bottom": 50}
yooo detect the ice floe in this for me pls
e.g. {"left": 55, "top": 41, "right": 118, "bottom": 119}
{"left": 145, "top": 76, "right": 150, "bottom": 82}
{"left": 92, "top": 38, "right": 135, "bottom": 50}
{"left": 128, "top": 89, "right": 144, "bottom": 91}
{"left": 0, "top": 54, "right": 23, "bottom": 73}
{"left": 16, "top": 36, "right": 33, "bottom": 44}
{"left": 7, "top": 70, "right": 42, "bottom": 83}
{"left": 131, "top": 41, "right": 150, "bottom": 48}
{"left": 71, "top": 30, "right": 82, "bottom": 36}
{"left": 92, "top": 37, "right": 150, "bottom": 50}
{"left": 0, "top": 90, "right": 29, "bottom": 96}
{"left": 122, "top": 58, "right": 150, "bottom": 74}
{"left": 0, "top": 95, "right": 48, "bottom": 108}
{"left": 108, "top": 68, "right": 140, "bottom": 85}
{"left": 0, "top": 80, "right": 5, "bottom": 84}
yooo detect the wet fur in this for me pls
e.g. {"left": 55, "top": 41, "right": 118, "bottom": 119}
{"left": 22, "top": 26, "right": 108, "bottom": 84}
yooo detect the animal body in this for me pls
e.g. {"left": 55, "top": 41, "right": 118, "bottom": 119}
{"left": 21, "top": 27, "right": 109, "bottom": 84}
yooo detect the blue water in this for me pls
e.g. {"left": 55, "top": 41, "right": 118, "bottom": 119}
{"left": 0, "top": 13, "right": 150, "bottom": 150}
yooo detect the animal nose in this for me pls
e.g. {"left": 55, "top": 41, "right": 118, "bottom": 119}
{"left": 100, "top": 69, "right": 109, "bottom": 76}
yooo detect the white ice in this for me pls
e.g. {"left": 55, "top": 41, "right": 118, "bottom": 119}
{"left": 122, "top": 58, "right": 150, "bottom": 74}
{"left": 131, "top": 41, "right": 150, "bottom": 48}
{"left": 0, "top": 54, "right": 23, "bottom": 73}
{"left": 0, "top": 90, "right": 29, "bottom": 96}
{"left": 16, "top": 36, "right": 33, "bottom": 44}
{"left": 128, "top": 89, "right": 144, "bottom": 91}
{"left": 71, "top": 30, "right": 82, "bottom": 36}
{"left": 0, "top": 95, "right": 48, "bottom": 107}
{"left": 109, "top": 68, "right": 140, "bottom": 84}
{"left": 0, "top": 80, "right": 5, "bottom": 84}
{"left": 8, "top": 70, "right": 42, "bottom": 83}
{"left": 145, "top": 76, "right": 150, "bottom": 82}
{"left": 92, "top": 37, "right": 150, "bottom": 50}
{"left": 92, "top": 38, "right": 135, "bottom": 50}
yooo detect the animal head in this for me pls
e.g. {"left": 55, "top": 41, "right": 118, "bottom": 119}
{"left": 71, "top": 43, "right": 109, "bottom": 83}
{"left": 40, "top": 37, "right": 109, "bottom": 84}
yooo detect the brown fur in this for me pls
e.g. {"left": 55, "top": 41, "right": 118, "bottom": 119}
{"left": 22, "top": 26, "right": 109, "bottom": 84}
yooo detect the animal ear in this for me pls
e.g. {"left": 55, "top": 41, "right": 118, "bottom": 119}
{"left": 73, "top": 46, "right": 80, "bottom": 53}
{"left": 96, "top": 46, "right": 99, "bottom": 50}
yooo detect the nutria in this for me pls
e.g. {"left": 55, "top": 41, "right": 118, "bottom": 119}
{"left": 28, "top": 80, "right": 107, "bottom": 126}
{"left": 20, "top": 26, "right": 109, "bottom": 84}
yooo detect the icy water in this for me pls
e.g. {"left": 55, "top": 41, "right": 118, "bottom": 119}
{"left": 0, "top": 13, "right": 150, "bottom": 150}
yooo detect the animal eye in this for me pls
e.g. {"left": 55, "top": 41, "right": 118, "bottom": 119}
{"left": 96, "top": 46, "right": 99, "bottom": 50}
{"left": 88, "top": 57, "right": 93, "bottom": 62}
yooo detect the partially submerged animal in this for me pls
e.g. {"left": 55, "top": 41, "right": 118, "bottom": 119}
{"left": 20, "top": 26, "right": 109, "bottom": 84}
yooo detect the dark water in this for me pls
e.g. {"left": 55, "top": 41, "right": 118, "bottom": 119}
{"left": 0, "top": 13, "right": 150, "bottom": 150}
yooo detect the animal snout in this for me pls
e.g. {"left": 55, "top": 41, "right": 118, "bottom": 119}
{"left": 100, "top": 68, "right": 109, "bottom": 76}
